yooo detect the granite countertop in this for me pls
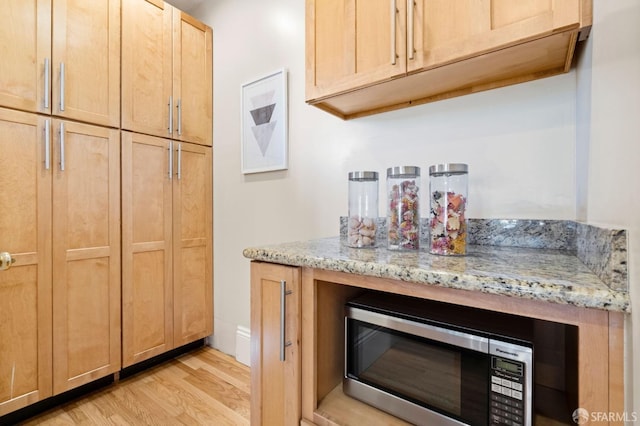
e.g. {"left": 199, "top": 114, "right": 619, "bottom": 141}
{"left": 243, "top": 222, "right": 630, "bottom": 313}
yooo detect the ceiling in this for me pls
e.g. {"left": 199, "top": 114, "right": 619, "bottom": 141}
{"left": 165, "top": 0, "right": 205, "bottom": 13}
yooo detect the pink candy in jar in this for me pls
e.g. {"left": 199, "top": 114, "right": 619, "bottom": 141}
{"left": 387, "top": 166, "right": 420, "bottom": 250}
{"left": 428, "top": 164, "right": 468, "bottom": 255}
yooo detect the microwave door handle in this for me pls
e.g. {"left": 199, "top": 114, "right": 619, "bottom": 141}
{"left": 347, "top": 306, "right": 489, "bottom": 353}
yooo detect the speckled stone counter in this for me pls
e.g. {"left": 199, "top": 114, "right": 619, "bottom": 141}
{"left": 243, "top": 221, "right": 630, "bottom": 313}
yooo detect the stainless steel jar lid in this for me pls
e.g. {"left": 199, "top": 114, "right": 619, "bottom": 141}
{"left": 386, "top": 166, "right": 420, "bottom": 177}
{"left": 348, "top": 171, "right": 378, "bottom": 181}
{"left": 429, "top": 163, "right": 468, "bottom": 175}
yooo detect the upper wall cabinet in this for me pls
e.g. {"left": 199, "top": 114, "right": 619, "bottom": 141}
{"left": 306, "top": 0, "right": 592, "bottom": 119}
{"left": 0, "top": 0, "right": 121, "bottom": 127}
{"left": 122, "top": 0, "right": 213, "bottom": 146}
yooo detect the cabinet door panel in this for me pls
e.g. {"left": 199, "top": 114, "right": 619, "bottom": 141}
{"left": 122, "top": 0, "right": 173, "bottom": 138}
{"left": 173, "top": 11, "right": 212, "bottom": 146}
{"left": 52, "top": 0, "right": 120, "bottom": 127}
{"left": 250, "top": 263, "right": 301, "bottom": 426}
{"left": 172, "top": 143, "right": 212, "bottom": 347}
{"left": 52, "top": 120, "right": 120, "bottom": 394}
{"left": 410, "top": 0, "right": 580, "bottom": 72}
{"left": 121, "top": 132, "right": 173, "bottom": 367}
{"left": 306, "top": 0, "right": 405, "bottom": 102}
{"left": 0, "top": 0, "right": 51, "bottom": 114}
{"left": 0, "top": 109, "right": 52, "bottom": 415}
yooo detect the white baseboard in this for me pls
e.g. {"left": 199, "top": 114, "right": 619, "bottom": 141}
{"left": 235, "top": 325, "right": 251, "bottom": 367}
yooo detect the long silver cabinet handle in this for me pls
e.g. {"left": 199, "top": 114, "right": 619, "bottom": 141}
{"left": 407, "top": 0, "right": 415, "bottom": 60}
{"left": 45, "top": 119, "right": 51, "bottom": 170}
{"left": 176, "top": 143, "right": 182, "bottom": 180}
{"left": 280, "top": 280, "right": 293, "bottom": 362}
{"left": 168, "top": 96, "right": 173, "bottom": 135}
{"left": 168, "top": 141, "right": 173, "bottom": 180}
{"left": 44, "top": 58, "right": 50, "bottom": 110}
{"left": 59, "top": 122, "right": 65, "bottom": 171}
{"left": 177, "top": 99, "right": 182, "bottom": 136}
{"left": 390, "top": 0, "right": 397, "bottom": 65}
{"left": 59, "top": 63, "right": 65, "bottom": 111}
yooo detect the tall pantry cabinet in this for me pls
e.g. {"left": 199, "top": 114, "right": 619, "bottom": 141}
{"left": 121, "top": 0, "right": 213, "bottom": 367}
{"left": 0, "top": 0, "right": 121, "bottom": 416}
{"left": 0, "top": 0, "right": 213, "bottom": 417}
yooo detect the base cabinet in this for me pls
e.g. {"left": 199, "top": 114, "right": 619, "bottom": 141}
{"left": 0, "top": 109, "right": 120, "bottom": 414}
{"left": 0, "top": 109, "right": 52, "bottom": 416}
{"left": 122, "top": 132, "right": 212, "bottom": 367}
{"left": 51, "top": 120, "right": 121, "bottom": 394}
{"left": 250, "top": 263, "right": 624, "bottom": 426}
{"left": 250, "top": 262, "right": 301, "bottom": 426}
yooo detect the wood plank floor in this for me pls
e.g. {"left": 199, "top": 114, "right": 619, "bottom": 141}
{"left": 20, "top": 347, "right": 250, "bottom": 425}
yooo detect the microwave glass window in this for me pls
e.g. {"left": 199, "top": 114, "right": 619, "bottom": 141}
{"left": 347, "top": 319, "right": 489, "bottom": 425}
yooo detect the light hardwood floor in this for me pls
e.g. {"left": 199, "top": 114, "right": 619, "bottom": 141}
{"left": 20, "top": 347, "right": 250, "bottom": 425}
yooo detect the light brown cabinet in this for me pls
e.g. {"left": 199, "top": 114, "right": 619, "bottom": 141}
{"left": 0, "top": 109, "right": 121, "bottom": 414}
{"left": 306, "top": 0, "right": 591, "bottom": 119}
{"left": 0, "top": 0, "right": 212, "bottom": 418}
{"left": 251, "top": 264, "right": 624, "bottom": 425}
{"left": 0, "top": 108, "right": 52, "bottom": 416}
{"left": 122, "top": 132, "right": 213, "bottom": 367}
{"left": 250, "top": 262, "right": 301, "bottom": 426}
{"left": 0, "top": 0, "right": 120, "bottom": 127}
{"left": 122, "top": 0, "right": 213, "bottom": 146}
{"left": 51, "top": 119, "right": 121, "bottom": 394}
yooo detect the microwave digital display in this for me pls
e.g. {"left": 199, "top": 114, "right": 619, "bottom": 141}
{"left": 493, "top": 357, "right": 523, "bottom": 376}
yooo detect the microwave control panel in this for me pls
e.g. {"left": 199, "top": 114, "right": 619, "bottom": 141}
{"left": 490, "top": 356, "right": 526, "bottom": 426}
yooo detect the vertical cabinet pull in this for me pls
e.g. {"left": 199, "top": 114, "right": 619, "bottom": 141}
{"left": 280, "top": 280, "right": 293, "bottom": 362}
{"left": 44, "top": 58, "right": 50, "bottom": 110}
{"left": 390, "top": 0, "right": 397, "bottom": 65}
{"left": 44, "top": 119, "right": 51, "bottom": 170}
{"left": 59, "top": 122, "right": 65, "bottom": 171}
{"left": 176, "top": 143, "right": 182, "bottom": 180}
{"left": 177, "top": 99, "right": 182, "bottom": 136}
{"left": 59, "top": 63, "right": 65, "bottom": 111}
{"left": 168, "top": 141, "right": 173, "bottom": 180}
{"left": 407, "top": 0, "right": 415, "bottom": 60}
{"left": 168, "top": 96, "right": 174, "bottom": 135}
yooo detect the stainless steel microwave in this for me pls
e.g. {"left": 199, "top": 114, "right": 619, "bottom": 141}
{"left": 344, "top": 293, "right": 534, "bottom": 426}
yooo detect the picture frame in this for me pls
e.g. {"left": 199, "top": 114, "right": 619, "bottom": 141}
{"left": 241, "top": 68, "right": 288, "bottom": 174}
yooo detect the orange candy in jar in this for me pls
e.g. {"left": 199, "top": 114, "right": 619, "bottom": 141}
{"left": 429, "top": 164, "right": 468, "bottom": 255}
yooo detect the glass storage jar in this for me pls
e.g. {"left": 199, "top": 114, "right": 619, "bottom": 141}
{"left": 348, "top": 171, "right": 379, "bottom": 248}
{"left": 428, "top": 163, "right": 468, "bottom": 255}
{"left": 387, "top": 166, "right": 420, "bottom": 250}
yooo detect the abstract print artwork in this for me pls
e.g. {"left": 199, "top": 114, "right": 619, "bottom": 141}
{"left": 241, "top": 69, "right": 288, "bottom": 174}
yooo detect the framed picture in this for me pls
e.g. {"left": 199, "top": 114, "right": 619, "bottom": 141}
{"left": 241, "top": 69, "right": 288, "bottom": 174}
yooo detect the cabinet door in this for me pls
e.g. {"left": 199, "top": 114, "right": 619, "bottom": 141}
{"left": 0, "top": 0, "right": 51, "bottom": 114}
{"left": 306, "top": 0, "right": 406, "bottom": 101}
{"left": 121, "top": 0, "right": 173, "bottom": 138}
{"left": 250, "top": 262, "right": 301, "bottom": 426}
{"left": 52, "top": 120, "right": 120, "bottom": 394}
{"left": 172, "top": 142, "right": 213, "bottom": 347}
{"left": 0, "top": 109, "right": 52, "bottom": 416}
{"left": 121, "top": 132, "right": 173, "bottom": 367}
{"left": 173, "top": 10, "right": 213, "bottom": 146}
{"left": 51, "top": 0, "right": 120, "bottom": 127}
{"left": 409, "top": 0, "right": 581, "bottom": 72}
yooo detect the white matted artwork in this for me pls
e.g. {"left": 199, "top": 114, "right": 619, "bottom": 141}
{"left": 241, "top": 69, "right": 288, "bottom": 174}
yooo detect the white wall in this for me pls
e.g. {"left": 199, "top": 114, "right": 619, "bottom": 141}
{"left": 193, "top": 0, "right": 638, "bottom": 413}
{"left": 576, "top": 0, "right": 640, "bottom": 415}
